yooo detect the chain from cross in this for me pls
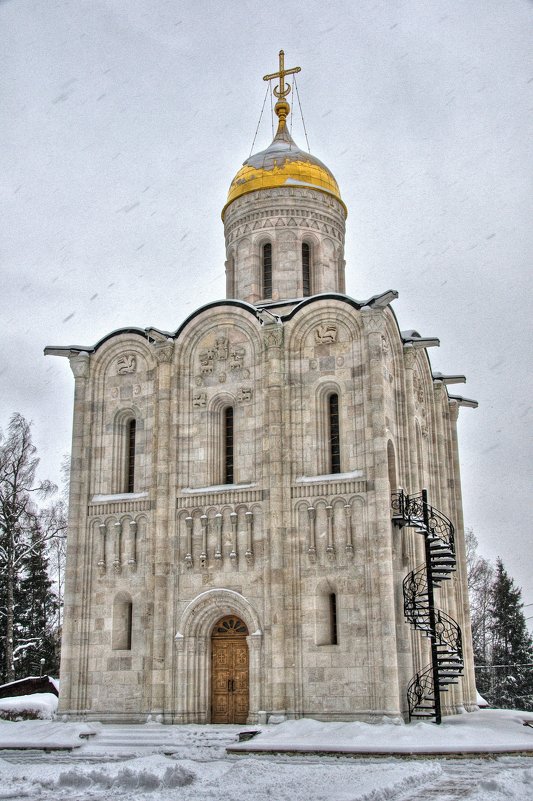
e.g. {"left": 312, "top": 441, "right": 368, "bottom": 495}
{"left": 263, "top": 50, "right": 301, "bottom": 101}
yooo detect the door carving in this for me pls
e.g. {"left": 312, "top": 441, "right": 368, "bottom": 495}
{"left": 211, "top": 616, "right": 249, "bottom": 724}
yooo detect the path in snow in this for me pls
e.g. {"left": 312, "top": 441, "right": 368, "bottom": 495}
{"left": 0, "top": 724, "right": 531, "bottom": 800}
{"left": 0, "top": 724, "right": 533, "bottom": 801}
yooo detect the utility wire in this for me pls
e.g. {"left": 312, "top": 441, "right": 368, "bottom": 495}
{"left": 294, "top": 75, "right": 310, "bottom": 152}
{"left": 269, "top": 79, "right": 274, "bottom": 138}
{"left": 249, "top": 82, "right": 270, "bottom": 157}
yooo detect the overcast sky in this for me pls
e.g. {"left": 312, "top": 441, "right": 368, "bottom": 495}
{"left": 1, "top": 0, "right": 532, "bottom": 608}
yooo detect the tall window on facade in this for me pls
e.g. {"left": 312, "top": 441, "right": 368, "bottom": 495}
{"left": 329, "top": 593, "right": 338, "bottom": 645}
{"left": 302, "top": 242, "right": 311, "bottom": 296}
{"left": 328, "top": 393, "right": 341, "bottom": 474}
{"left": 262, "top": 243, "right": 272, "bottom": 299}
{"left": 112, "top": 593, "right": 132, "bottom": 650}
{"left": 316, "top": 585, "right": 339, "bottom": 645}
{"left": 224, "top": 406, "right": 234, "bottom": 484}
{"left": 127, "top": 419, "right": 136, "bottom": 493}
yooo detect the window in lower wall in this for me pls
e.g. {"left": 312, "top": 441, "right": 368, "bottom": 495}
{"left": 112, "top": 592, "right": 132, "bottom": 650}
{"left": 316, "top": 586, "right": 339, "bottom": 646}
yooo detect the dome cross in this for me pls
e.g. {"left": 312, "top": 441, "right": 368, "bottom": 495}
{"left": 263, "top": 50, "right": 301, "bottom": 102}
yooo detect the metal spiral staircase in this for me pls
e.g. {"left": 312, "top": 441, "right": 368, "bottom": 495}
{"left": 391, "top": 489, "right": 464, "bottom": 724}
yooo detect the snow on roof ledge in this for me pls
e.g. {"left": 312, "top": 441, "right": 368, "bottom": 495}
{"left": 91, "top": 492, "right": 149, "bottom": 503}
{"left": 295, "top": 470, "right": 364, "bottom": 484}
{"left": 448, "top": 394, "right": 479, "bottom": 409}
{"left": 433, "top": 372, "right": 467, "bottom": 385}
{"left": 363, "top": 289, "right": 399, "bottom": 308}
{"left": 402, "top": 330, "right": 440, "bottom": 349}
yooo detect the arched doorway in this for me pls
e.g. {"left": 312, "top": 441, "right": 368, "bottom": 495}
{"left": 211, "top": 615, "right": 249, "bottom": 724}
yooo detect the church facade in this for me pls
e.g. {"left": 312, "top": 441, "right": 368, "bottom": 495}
{"left": 47, "top": 54, "right": 478, "bottom": 724}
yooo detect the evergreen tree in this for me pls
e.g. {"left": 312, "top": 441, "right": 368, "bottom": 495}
{"left": 487, "top": 558, "right": 533, "bottom": 710}
{"left": 0, "top": 414, "right": 65, "bottom": 682}
{"left": 15, "top": 520, "right": 60, "bottom": 678}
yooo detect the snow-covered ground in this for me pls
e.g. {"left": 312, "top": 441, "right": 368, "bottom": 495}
{"left": 0, "top": 692, "right": 58, "bottom": 721}
{"left": 0, "top": 712, "right": 530, "bottom": 800}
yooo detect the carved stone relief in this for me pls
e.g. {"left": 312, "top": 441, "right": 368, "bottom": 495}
{"left": 315, "top": 324, "right": 337, "bottom": 344}
{"left": 230, "top": 347, "right": 245, "bottom": 371}
{"left": 198, "top": 336, "right": 246, "bottom": 379}
{"left": 199, "top": 349, "right": 215, "bottom": 374}
{"left": 413, "top": 372, "right": 424, "bottom": 405}
{"left": 193, "top": 392, "right": 207, "bottom": 409}
{"left": 117, "top": 354, "right": 137, "bottom": 374}
{"left": 237, "top": 387, "right": 252, "bottom": 404}
{"left": 264, "top": 327, "right": 283, "bottom": 349}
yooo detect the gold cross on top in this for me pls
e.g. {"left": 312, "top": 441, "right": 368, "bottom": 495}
{"left": 263, "top": 50, "right": 301, "bottom": 101}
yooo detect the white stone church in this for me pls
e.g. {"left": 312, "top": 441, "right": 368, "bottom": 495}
{"left": 47, "top": 54, "right": 478, "bottom": 725}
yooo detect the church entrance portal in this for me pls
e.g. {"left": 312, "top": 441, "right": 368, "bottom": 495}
{"left": 211, "top": 616, "right": 249, "bottom": 724}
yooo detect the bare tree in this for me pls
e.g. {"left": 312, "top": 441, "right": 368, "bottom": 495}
{"left": 0, "top": 414, "right": 66, "bottom": 681}
{"left": 465, "top": 528, "right": 494, "bottom": 666}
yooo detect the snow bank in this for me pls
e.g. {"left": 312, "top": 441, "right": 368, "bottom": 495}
{"left": 231, "top": 710, "right": 533, "bottom": 755}
{"left": 467, "top": 766, "right": 533, "bottom": 801}
{"left": 0, "top": 692, "right": 58, "bottom": 720}
{"left": 0, "top": 752, "right": 442, "bottom": 801}
{"left": 0, "top": 719, "right": 97, "bottom": 749}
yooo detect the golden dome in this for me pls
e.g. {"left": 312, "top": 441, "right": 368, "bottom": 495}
{"left": 222, "top": 104, "right": 345, "bottom": 220}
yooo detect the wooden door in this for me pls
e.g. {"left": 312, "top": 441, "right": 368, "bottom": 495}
{"left": 211, "top": 616, "right": 249, "bottom": 724}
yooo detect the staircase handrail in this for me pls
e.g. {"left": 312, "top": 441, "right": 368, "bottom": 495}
{"left": 403, "top": 565, "right": 428, "bottom": 622}
{"left": 434, "top": 609, "right": 463, "bottom": 658}
{"left": 406, "top": 664, "right": 434, "bottom": 721}
{"left": 391, "top": 490, "right": 455, "bottom": 553}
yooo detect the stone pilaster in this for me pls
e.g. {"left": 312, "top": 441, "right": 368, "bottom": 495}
{"left": 150, "top": 340, "right": 174, "bottom": 716}
{"left": 262, "top": 322, "right": 288, "bottom": 715}
{"left": 58, "top": 351, "right": 90, "bottom": 716}
{"left": 362, "top": 311, "right": 401, "bottom": 716}
{"left": 448, "top": 400, "right": 478, "bottom": 710}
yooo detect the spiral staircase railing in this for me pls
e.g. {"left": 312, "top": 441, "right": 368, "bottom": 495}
{"left": 392, "top": 489, "right": 464, "bottom": 723}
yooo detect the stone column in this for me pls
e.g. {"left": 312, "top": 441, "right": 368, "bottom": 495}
{"left": 432, "top": 382, "right": 460, "bottom": 714}
{"left": 432, "top": 382, "right": 449, "bottom": 512}
{"left": 184, "top": 516, "right": 193, "bottom": 568}
{"left": 113, "top": 521, "right": 122, "bottom": 573}
{"left": 229, "top": 511, "right": 238, "bottom": 565}
{"left": 127, "top": 520, "right": 137, "bottom": 570}
{"left": 262, "top": 322, "right": 288, "bottom": 715}
{"left": 362, "top": 311, "right": 401, "bottom": 716}
{"left": 150, "top": 341, "right": 174, "bottom": 717}
{"left": 402, "top": 346, "right": 425, "bottom": 674}
{"left": 214, "top": 512, "right": 223, "bottom": 562}
{"left": 325, "top": 504, "right": 335, "bottom": 559}
{"left": 245, "top": 510, "right": 254, "bottom": 564}
{"left": 344, "top": 503, "right": 354, "bottom": 557}
{"left": 307, "top": 506, "right": 317, "bottom": 561}
{"left": 97, "top": 523, "right": 106, "bottom": 574}
{"left": 448, "top": 400, "right": 477, "bottom": 710}
{"left": 58, "top": 351, "right": 90, "bottom": 717}
{"left": 200, "top": 514, "right": 208, "bottom": 567}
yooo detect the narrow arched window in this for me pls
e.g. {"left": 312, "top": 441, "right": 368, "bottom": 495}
{"left": 328, "top": 393, "right": 341, "bottom": 474}
{"left": 302, "top": 242, "right": 311, "bottom": 296}
{"left": 223, "top": 406, "right": 234, "bottom": 484}
{"left": 112, "top": 594, "right": 132, "bottom": 650}
{"left": 127, "top": 419, "right": 136, "bottom": 493}
{"left": 316, "top": 586, "right": 339, "bottom": 646}
{"left": 329, "top": 593, "right": 338, "bottom": 645}
{"left": 262, "top": 243, "right": 272, "bottom": 299}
